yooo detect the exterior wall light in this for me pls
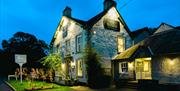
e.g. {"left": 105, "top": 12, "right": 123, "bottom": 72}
{"left": 128, "top": 62, "right": 133, "bottom": 69}
{"left": 61, "top": 63, "right": 65, "bottom": 70}
{"left": 169, "top": 60, "right": 174, "bottom": 65}
{"left": 93, "top": 31, "right": 96, "bottom": 34}
{"left": 71, "top": 61, "right": 75, "bottom": 68}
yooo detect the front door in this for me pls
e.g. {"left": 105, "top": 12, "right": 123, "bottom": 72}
{"left": 135, "top": 58, "right": 152, "bottom": 80}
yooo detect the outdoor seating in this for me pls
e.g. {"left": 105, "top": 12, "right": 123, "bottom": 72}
{"left": 8, "top": 68, "right": 20, "bottom": 80}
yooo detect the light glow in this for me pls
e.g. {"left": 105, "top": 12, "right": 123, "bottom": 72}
{"left": 128, "top": 62, "right": 133, "bottom": 69}
{"left": 107, "top": 7, "right": 117, "bottom": 19}
{"left": 68, "top": 22, "right": 75, "bottom": 31}
{"left": 169, "top": 60, "right": 174, "bottom": 65}
{"left": 61, "top": 63, "right": 65, "bottom": 70}
{"left": 71, "top": 61, "right": 75, "bottom": 67}
{"left": 62, "top": 18, "right": 68, "bottom": 27}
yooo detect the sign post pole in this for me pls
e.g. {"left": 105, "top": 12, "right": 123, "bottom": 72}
{"left": 20, "top": 63, "right": 23, "bottom": 83}
{"left": 15, "top": 54, "right": 27, "bottom": 83}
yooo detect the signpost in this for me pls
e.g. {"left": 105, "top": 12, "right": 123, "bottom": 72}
{"left": 15, "top": 54, "right": 27, "bottom": 83}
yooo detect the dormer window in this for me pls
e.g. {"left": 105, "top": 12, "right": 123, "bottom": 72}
{"left": 103, "top": 18, "right": 120, "bottom": 31}
{"left": 118, "top": 36, "right": 125, "bottom": 53}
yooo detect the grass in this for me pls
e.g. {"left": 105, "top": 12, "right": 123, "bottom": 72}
{"left": 7, "top": 80, "right": 72, "bottom": 91}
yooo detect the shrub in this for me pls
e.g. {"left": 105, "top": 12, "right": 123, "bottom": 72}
{"left": 84, "top": 47, "right": 111, "bottom": 88}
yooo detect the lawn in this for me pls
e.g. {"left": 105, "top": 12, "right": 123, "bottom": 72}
{"left": 7, "top": 80, "right": 72, "bottom": 91}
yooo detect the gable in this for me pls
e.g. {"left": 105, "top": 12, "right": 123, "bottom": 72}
{"left": 92, "top": 7, "right": 131, "bottom": 37}
{"left": 154, "top": 23, "right": 174, "bottom": 34}
{"left": 51, "top": 16, "right": 84, "bottom": 47}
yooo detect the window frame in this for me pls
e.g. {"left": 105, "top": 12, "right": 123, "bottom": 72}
{"left": 76, "top": 34, "right": 82, "bottom": 53}
{"left": 119, "top": 62, "right": 128, "bottom": 73}
{"left": 77, "top": 59, "right": 83, "bottom": 77}
{"left": 65, "top": 39, "right": 71, "bottom": 55}
{"left": 117, "top": 36, "right": 125, "bottom": 53}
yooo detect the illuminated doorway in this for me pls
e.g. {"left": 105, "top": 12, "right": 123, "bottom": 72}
{"left": 135, "top": 58, "right": 152, "bottom": 80}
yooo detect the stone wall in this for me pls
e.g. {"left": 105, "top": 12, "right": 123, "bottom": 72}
{"left": 53, "top": 17, "right": 88, "bottom": 82}
{"left": 152, "top": 56, "right": 180, "bottom": 83}
{"left": 91, "top": 8, "right": 132, "bottom": 69}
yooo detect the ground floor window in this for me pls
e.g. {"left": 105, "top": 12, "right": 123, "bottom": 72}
{"left": 119, "top": 62, "right": 128, "bottom": 73}
{"left": 77, "top": 59, "right": 83, "bottom": 77}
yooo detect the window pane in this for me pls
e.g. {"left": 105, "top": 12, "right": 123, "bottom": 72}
{"left": 77, "top": 59, "right": 83, "bottom": 77}
{"left": 118, "top": 37, "right": 124, "bottom": 53}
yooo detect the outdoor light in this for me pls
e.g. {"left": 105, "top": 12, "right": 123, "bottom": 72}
{"left": 169, "top": 60, "right": 174, "bottom": 65}
{"left": 128, "top": 62, "right": 133, "bottom": 69}
{"left": 61, "top": 63, "right": 65, "bottom": 70}
{"left": 93, "top": 31, "right": 96, "bottom": 34}
{"left": 71, "top": 61, "right": 75, "bottom": 67}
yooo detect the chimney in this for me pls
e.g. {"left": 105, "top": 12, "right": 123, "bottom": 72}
{"left": 103, "top": 0, "right": 117, "bottom": 11}
{"left": 63, "top": 6, "right": 72, "bottom": 17}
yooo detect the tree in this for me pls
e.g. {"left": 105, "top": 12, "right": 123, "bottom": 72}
{"left": 41, "top": 53, "right": 62, "bottom": 71}
{"left": 84, "top": 46, "right": 111, "bottom": 88}
{"left": 1, "top": 32, "right": 49, "bottom": 75}
{"left": 41, "top": 53, "right": 63, "bottom": 82}
{"left": 84, "top": 46, "right": 104, "bottom": 88}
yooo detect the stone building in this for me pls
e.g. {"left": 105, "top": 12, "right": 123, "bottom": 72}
{"left": 50, "top": 0, "right": 136, "bottom": 83}
{"left": 113, "top": 23, "right": 180, "bottom": 84}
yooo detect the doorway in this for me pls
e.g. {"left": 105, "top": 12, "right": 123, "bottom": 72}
{"left": 135, "top": 58, "right": 152, "bottom": 80}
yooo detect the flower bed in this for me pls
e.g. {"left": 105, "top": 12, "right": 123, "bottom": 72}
{"left": 8, "top": 80, "right": 71, "bottom": 91}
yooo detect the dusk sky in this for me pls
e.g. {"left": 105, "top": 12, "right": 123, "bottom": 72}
{"left": 1, "top": 0, "right": 180, "bottom": 48}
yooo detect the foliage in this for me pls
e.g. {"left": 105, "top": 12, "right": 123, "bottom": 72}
{"left": 8, "top": 80, "right": 72, "bottom": 91}
{"left": 1, "top": 32, "right": 49, "bottom": 74}
{"left": 41, "top": 53, "right": 62, "bottom": 70}
{"left": 38, "top": 68, "right": 46, "bottom": 81}
{"left": 84, "top": 46, "right": 105, "bottom": 88}
{"left": 41, "top": 53, "right": 63, "bottom": 80}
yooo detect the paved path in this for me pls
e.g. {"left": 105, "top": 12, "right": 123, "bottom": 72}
{"left": 71, "top": 86, "right": 139, "bottom": 91}
{"left": 0, "top": 80, "right": 14, "bottom": 91}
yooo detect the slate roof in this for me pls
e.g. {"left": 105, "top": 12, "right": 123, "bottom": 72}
{"left": 113, "top": 28, "right": 180, "bottom": 61}
{"left": 51, "top": 6, "right": 132, "bottom": 45}
{"left": 131, "top": 27, "right": 151, "bottom": 39}
{"left": 67, "top": 16, "right": 86, "bottom": 26}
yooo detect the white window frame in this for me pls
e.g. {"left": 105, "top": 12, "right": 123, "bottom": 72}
{"left": 119, "top": 62, "right": 128, "bottom": 73}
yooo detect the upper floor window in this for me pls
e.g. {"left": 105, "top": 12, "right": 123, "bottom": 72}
{"left": 76, "top": 34, "right": 82, "bottom": 53}
{"left": 62, "top": 22, "right": 71, "bottom": 38}
{"left": 65, "top": 39, "right": 71, "bottom": 54}
{"left": 118, "top": 36, "right": 125, "bottom": 53}
{"left": 103, "top": 18, "right": 120, "bottom": 31}
{"left": 63, "top": 27, "right": 68, "bottom": 38}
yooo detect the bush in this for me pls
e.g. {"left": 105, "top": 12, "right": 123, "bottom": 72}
{"left": 84, "top": 47, "right": 111, "bottom": 88}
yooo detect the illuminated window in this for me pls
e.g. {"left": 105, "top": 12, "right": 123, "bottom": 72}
{"left": 118, "top": 36, "right": 125, "bottom": 53}
{"left": 76, "top": 34, "right": 82, "bottom": 53}
{"left": 77, "top": 59, "right": 83, "bottom": 77}
{"left": 119, "top": 62, "right": 128, "bottom": 73}
{"left": 144, "top": 61, "right": 149, "bottom": 72}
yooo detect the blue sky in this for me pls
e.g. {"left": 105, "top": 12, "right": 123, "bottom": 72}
{"left": 1, "top": 0, "right": 180, "bottom": 48}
